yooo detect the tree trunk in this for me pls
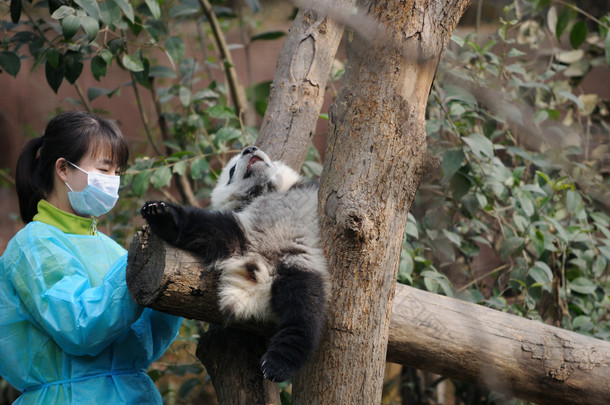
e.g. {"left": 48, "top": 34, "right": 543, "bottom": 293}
{"left": 256, "top": 2, "right": 354, "bottom": 170}
{"left": 296, "top": 0, "right": 470, "bottom": 402}
{"left": 126, "top": 228, "right": 610, "bottom": 404}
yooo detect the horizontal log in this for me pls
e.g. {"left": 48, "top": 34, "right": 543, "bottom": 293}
{"left": 126, "top": 228, "right": 610, "bottom": 404}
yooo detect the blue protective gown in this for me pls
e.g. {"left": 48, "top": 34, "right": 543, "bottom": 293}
{"left": 0, "top": 200, "right": 183, "bottom": 404}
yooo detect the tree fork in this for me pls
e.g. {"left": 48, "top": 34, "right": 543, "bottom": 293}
{"left": 126, "top": 229, "right": 610, "bottom": 405}
{"left": 164, "top": 3, "right": 356, "bottom": 401}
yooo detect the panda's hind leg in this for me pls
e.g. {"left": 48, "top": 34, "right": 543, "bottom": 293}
{"left": 260, "top": 263, "right": 327, "bottom": 382}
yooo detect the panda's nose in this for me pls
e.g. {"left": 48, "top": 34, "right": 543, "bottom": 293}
{"left": 242, "top": 146, "right": 258, "bottom": 156}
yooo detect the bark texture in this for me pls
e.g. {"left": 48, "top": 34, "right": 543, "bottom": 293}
{"left": 126, "top": 228, "right": 610, "bottom": 404}
{"left": 389, "top": 286, "right": 610, "bottom": 405}
{"left": 196, "top": 326, "right": 280, "bottom": 405}
{"left": 256, "top": 2, "right": 354, "bottom": 169}
{"left": 297, "top": 0, "right": 470, "bottom": 402}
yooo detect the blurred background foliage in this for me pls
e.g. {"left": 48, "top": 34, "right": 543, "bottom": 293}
{"left": 0, "top": 0, "right": 609, "bottom": 403}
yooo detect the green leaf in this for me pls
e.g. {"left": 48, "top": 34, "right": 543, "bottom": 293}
{"left": 216, "top": 127, "right": 242, "bottom": 143}
{"left": 112, "top": 0, "right": 134, "bottom": 23}
{"left": 462, "top": 133, "right": 494, "bottom": 159}
{"left": 99, "top": 0, "right": 121, "bottom": 28}
{"left": 64, "top": 51, "right": 83, "bottom": 84}
{"left": 131, "top": 57, "right": 150, "bottom": 87}
{"left": 442, "top": 230, "right": 461, "bottom": 246}
{"left": 81, "top": 15, "right": 100, "bottom": 42}
{"left": 518, "top": 193, "right": 535, "bottom": 217}
{"left": 502, "top": 237, "right": 524, "bottom": 258}
{"left": 173, "top": 160, "right": 187, "bottom": 176}
{"left": 569, "top": 21, "right": 587, "bottom": 49}
{"left": 74, "top": 0, "right": 100, "bottom": 21}
{"left": 592, "top": 256, "right": 607, "bottom": 278}
{"left": 51, "top": 5, "right": 75, "bottom": 19}
{"left": 10, "top": 0, "right": 22, "bottom": 23}
{"left": 193, "top": 89, "right": 219, "bottom": 100}
{"left": 251, "top": 31, "right": 286, "bottom": 42}
{"left": 565, "top": 189, "right": 582, "bottom": 213}
{"left": 179, "top": 86, "right": 191, "bottom": 107}
{"left": 190, "top": 158, "right": 209, "bottom": 179}
{"left": 169, "top": 3, "right": 199, "bottom": 18}
{"left": 91, "top": 55, "right": 107, "bottom": 80}
{"left": 572, "top": 315, "right": 593, "bottom": 332}
{"left": 45, "top": 56, "right": 64, "bottom": 93}
{"left": 444, "top": 84, "right": 477, "bottom": 106}
{"left": 145, "top": 0, "right": 161, "bottom": 20}
{"left": 536, "top": 170, "right": 552, "bottom": 187}
{"left": 450, "top": 34, "right": 465, "bottom": 47}
{"left": 46, "top": 48, "right": 60, "bottom": 69}
{"left": 545, "top": 215, "right": 569, "bottom": 243}
{"left": 165, "top": 36, "right": 186, "bottom": 66}
{"left": 87, "top": 86, "right": 114, "bottom": 101}
{"left": 0, "top": 51, "right": 21, "bottom": 77}
{"left": 126, "top": 15, "right": 143, "bottom": 36}
{"left": 206, "top": 105, "right": 237, "bottom": 120}
{"left": 397, "top": 252, "right": 413, "bottom": 284}
{"left": 569, "top": 277, "right": 597, "bottom": 295}
{"left": 133, "top": 170, "right": 151, "bottom": 196}
{"left": 152, "top": 166, "right": 172, "bottom": 189}
{"left": 556, "top": 7, "right": 571, "bottom": 39}
{"left": 122, "top": 53, "right": 144, "bottom": 72}
{"left": 441, "top": 148, "right": 464, "bottom": 181}
{"left": 61, "top": 15, "right": 80, "bottom": 40}
{"left": 149, "top": 65, "right": 176, "bottom": 78}
{"left": 99, "top": 49, "right": 114, "bottom": 65}
{"left": 530, "top": 261, "right": 553, "bottom": 286}
{"left": 450, "top": 171, "right": 471, "bottom": 202}
{"left": 507, "top": 48, "right": 526, "bottom": 58}
{"left": 405, "top": 213, "right": 418, "bottom": 239}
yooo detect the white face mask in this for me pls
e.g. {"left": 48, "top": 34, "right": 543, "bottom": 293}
{"left": 65, "top": 161, "right": 120, "bottom": 217}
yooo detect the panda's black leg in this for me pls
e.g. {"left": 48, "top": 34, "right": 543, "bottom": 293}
{"left": 141, "top": 201, "right": 182, "bottom": 244}
{"left": 259, "top": 263, "right": 327, "bottom": 382}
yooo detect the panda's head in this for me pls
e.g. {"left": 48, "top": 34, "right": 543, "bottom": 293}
{"left": 211, "top": 146, "right": 301, "bottom": 211}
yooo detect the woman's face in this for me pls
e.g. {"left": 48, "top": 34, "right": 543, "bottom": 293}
{"left": 64, "top": 148, "right": 122, "bottom": 192}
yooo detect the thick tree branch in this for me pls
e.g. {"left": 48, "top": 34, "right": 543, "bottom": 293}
{"left": 255, "top": 2, "right": 354, "bottom": 170}
{"left": 126, "top": 229, "right": 610, "bottom": 405}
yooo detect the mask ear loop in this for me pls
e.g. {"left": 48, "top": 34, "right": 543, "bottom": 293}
{"left": 67, "top": 161, "right": 87, "bottom": 174}
{"left": 65, "top": 160, "right": 87, "bottom": 193}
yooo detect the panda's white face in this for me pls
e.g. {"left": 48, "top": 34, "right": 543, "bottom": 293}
{"left": 210, "top": 146, "right": 301, "bottom": 211}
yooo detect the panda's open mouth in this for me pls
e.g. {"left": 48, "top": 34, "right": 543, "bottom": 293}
{"left": 244, "top": 155, "right": 264, "bottom": 178}
{"left": 248, "top": 156, "right": 262, "bottom": 171}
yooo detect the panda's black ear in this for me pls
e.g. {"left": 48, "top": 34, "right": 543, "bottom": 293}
{"left": 227, "top": 165, "right": 236, "bottom": 184}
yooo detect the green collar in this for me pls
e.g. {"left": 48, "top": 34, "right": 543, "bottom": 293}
{"left": 33, "top": 200, "right": 98, "bottom": 235}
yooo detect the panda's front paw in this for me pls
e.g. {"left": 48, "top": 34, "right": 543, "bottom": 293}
{"left": 260, "top": 352, "right": 294, "bottom": 383}
{"left": 141, "top": 201, "right": 170, "bottom": 219}
{"left": 141, "top": 201, "right": 179, "bottom": 243}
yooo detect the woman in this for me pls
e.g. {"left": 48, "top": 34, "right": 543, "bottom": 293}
{"left": 0, "top": 111, "right": 182, "bottom": 404}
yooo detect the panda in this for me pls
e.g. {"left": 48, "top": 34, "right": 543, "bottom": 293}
{"left": 140, "top": 146, "right": 330, "bottom": 382}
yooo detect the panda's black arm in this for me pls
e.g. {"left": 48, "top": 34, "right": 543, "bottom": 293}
{"left": 141, "top": 201, "right": 247, "bottom": 264}
{"left": 259, "top": 263, "right": 327, "bottom": 382}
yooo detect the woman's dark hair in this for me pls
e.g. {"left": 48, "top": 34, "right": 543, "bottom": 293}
{"left": 15, "top": 111, "right": 129, "bottom": 223}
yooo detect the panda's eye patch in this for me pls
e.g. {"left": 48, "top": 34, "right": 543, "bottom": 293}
{"left": 227, "top": 165, "right": 236, "bottom": 184}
